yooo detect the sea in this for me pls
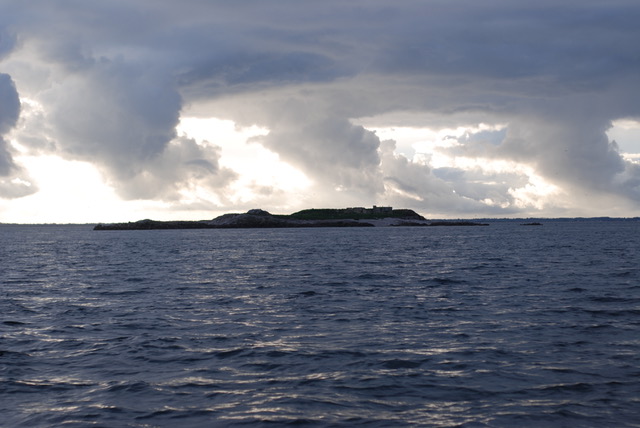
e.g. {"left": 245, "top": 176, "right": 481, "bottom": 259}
{"left": 1, "top": 219, "right": 639, "bottom": 427}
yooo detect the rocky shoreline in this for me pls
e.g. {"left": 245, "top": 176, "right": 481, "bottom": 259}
{"left": 94, "top": 208, "right": 489, "bottom": 230}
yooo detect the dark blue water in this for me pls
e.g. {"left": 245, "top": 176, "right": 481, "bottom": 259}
{"left": 1, "top": 220, "right": 639, "bottom": 427}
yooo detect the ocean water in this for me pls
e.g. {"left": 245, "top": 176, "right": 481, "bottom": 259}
{"left": 1, "top": 220, "right": 639, "bottom": 427}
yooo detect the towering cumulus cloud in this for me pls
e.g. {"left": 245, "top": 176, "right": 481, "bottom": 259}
{"left": 39, "top": 59, "right": 202, "bottom": 199}
{"left": 1, "top": 0, "right": 639, "bottom": 216}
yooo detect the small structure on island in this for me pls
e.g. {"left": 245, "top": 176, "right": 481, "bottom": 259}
{"left": 345, "top": 206, "right": 393, "bottom": 214}
{"left": 372, "top": 205, "right": 393, "bottom": 213}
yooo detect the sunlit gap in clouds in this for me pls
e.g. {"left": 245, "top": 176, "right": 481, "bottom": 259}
{"left": 608, "top": 119, "right": 640, "bottom": 164}
{"left": 4, "top": 153, "right": 172, "bottom": 224}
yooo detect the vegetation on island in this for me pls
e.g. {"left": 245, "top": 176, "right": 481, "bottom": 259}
{"left": 283, "top": 207, "right": 425, "bottom": 221}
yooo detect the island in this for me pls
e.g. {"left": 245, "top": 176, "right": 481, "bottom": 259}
{"left": 93, "top": 206, "right": 489, "bottom": 230}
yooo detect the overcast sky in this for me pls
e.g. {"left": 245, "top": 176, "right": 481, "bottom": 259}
{"left": 1, "top": 0, "right": 639, "bottom": 222}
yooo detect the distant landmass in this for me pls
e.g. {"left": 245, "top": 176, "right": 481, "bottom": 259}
{"left": 93, "top": 206, "right": 489, "bottom": 230}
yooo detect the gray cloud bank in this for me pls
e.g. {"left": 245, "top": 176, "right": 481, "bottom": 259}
{"left": 1, "top": 0, "right": 639, "bottom": 215}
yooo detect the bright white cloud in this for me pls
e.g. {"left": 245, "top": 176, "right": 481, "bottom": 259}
{"left": 608, "top": 119, "right": 640, "bottom": 155}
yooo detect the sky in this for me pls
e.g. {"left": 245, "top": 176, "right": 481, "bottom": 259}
{"left": 1, "top": 0, "right": 639, "bottom": 223}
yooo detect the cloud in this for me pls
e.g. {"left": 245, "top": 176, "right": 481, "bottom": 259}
{"left": 378, "top": 139, "right": 524, "bottom": 215}
{"left": 110, "top": 136, "right": 237, "bottom": 201}
{"left": 2, "top": 0, "right": 640, "bottom": 215}
{"left": 0, "top": 73, "right": 38, "bottom": 199}
{"left": 7, "top": 31, "right": 235, "bottom": 202}
{"left": 40, "top": 59, "right": 181, "bottom": 178}
{"left": 0, "top": 73, "right": 20, "bottom": 156}
{"left": 255, "top": 114, "right": 382, "bottom": 195}
{"left": 498, "top": 117, "right": 628, "bottom": 194}
{"left": 0, "top": 73, "right": 19, "bottom": 174}
{"left": 0, "top": 29, "right": 16, "bottom": 61}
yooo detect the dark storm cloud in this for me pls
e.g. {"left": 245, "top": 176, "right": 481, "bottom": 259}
{"left": 2, "top": 0, "right": 640, "bottom": 212}
{"left": 372, "top": 3, "right": 639, "bottom": 84}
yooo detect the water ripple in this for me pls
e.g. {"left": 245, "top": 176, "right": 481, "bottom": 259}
{"left": 0, "top": 221, "right": 639, "bottom": 426}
